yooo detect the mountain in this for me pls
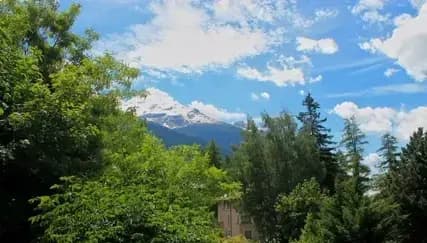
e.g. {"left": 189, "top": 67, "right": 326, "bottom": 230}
{"left": 122, "top": 88, "right": 243, "bottom": 154}
{"left": 121, "top": 88, "right": 216, "bottom": 129}
{"left": 175, "top": 123, "right": 242, "bottom": 154}
{"left": 146, "top": 121, "right": 207, "bottom": 147}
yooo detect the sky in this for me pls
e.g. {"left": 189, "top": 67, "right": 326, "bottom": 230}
{"left": 61, "top": 0, "right": 427, "bottom": 173}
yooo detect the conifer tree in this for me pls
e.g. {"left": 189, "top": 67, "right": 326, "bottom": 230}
{"left": 298, "top": 93, "right": 338, "bottom": 192}
{"left": 388, "top": 128, "right": 427, "bottom": 242}
{"left": 205, "top": 140, "right": 222, "bottom": 168}
{"left": 341, "top": 116, "right": 369, "bottom": 194}
{"left": 377, "top": 133, "right": 399, "bottom": 171}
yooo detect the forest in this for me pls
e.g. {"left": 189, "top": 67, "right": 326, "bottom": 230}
{"left": 1, "top": 1, "right": 427, "bottom": 242}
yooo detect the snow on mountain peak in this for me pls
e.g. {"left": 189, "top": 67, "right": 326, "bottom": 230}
{"left": 121, "top": 88, "right": 218, "bottom": 128}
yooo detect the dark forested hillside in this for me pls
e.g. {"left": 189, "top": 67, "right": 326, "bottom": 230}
{"left": 175, "top": 123, "right": 242, "bottom": 154}
{"left": 146, "top": 121, "right": 208, "bottom": 147}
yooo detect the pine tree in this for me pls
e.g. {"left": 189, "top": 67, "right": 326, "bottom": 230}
{"left": 296, "top": 119, "right": 400, "bottom": 243}
{"left": 388, "top": 128, "right": 427, "bottom": 242}
{"left": 205, "top": 140, "right": 222, "bottom": 168}
{"left": 377, "top": 133, "right": 399, "bottom": 171}
{"left": 298, "top": 93, "right": 338, "bottom": 193}
{"left": 341, "top": 116, "right": 369, "bottom": 194}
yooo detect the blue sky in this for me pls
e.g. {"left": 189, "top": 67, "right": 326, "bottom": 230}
{"left": 62, "top": 0, "right": 427, "bottom": 172}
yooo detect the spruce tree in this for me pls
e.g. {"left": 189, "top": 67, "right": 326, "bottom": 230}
{"left": 377, "top": 133, "right": 399, "bottom": 171}
{"left": 298, "top": 93, "right": 338, "bottom": 193}
{"left": 205, "top": 140, "right": 222, "bottom": 168}
{"left": 388, "top": 128, "right": 427, "bottom": 242}
{"left": 341, "top": 116, "right": 369, "bottom": 194}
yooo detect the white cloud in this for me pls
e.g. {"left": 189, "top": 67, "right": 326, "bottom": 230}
{"left": 299, "top": 90, "right": 305, "bottom": 96}
{"left": 393, "top": 13, "right": 412, "bottom": 26}
{"left": 296, "top": 37, "right": 339, "bottom": 54}
{"left": 238, "top": 54, "right": 320, "bottom": 86}
{"left": 395, "top": 107, "right": 427, "bottom": 140}
{"left": 189, "top": 101, "right": 246, "bottom": 123}
{"left": 384, "top": 68, "right": 399, "bottom": 77}
{"left": 359, "top": 3, "right": 427, "bottom": 81}
{"left": 96, "top": 0, "right": 278, "bottom": 73}
{"left": 351, "top": 0, "right": 389, "bottom": 24}
{"left": 358, "top": 39, "right": 383, "bottom": 53}
{"left": 210, "top": 0, "right": 277, "bottom": 25}
{"left": 332, "top": 101, "right": 427, "bottom": 140}
{"left": 309, "top": 75, "right": 323, "bottom": 83}
{"left": 260, "top": 92, "right": 270, "bottom": 100}
{"left": 333, "top": 101, "right": 396, "bottom": 133}
{"left": 351, "top": 0, "right": 385, "bottom": 14}
{"left": 363, "top": 153, "right": 381, "bottom": 174}
{"left": 360, "top": 10, "right": 389, "bottom": 23}
{"left": 314, "top": 9, "right": 339, "bottom": 20}
{"left": 251, "top": 91, "right": 270, "bottom": 101}
{"left": 237, "top": 65, "right": 305, "bottom": 87}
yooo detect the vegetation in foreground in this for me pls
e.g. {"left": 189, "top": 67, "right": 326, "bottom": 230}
{"left": 1, "top": 1, "right": 427, "bottom": 242}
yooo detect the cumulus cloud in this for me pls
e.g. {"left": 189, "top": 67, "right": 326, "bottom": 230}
{"left": 395, "top": 107, "right": 427, "bottom": 140}
{"left": 314, "top": 9, "right": 339, "bottom": 20}
{"left": 359, "top": 3, "right": 427, "bottom": 81}
{"left": 238, "top": 65, "right": 305, "bottom": 87}
{"left": 358, "top": 39, "right": 383, "bottom": 53}
{"left": 332, "top": 102, "right": 427, "bottom": 140}
{"left": 189, "top": 101, "right": 246, "bottom": 122}
{"left": 333, "top": 102, "right": 396, "bottom": 133}
{"left": 237, "top": 54, "right": 320, "bottom": 86}
{"left": 95, "top": 0, "right": 281, "bottom": 73}
{"left": 351, "top": 0, "right": 389, "bottom": 24}
{"left": 296, "top": 37, "right": 339, "bottom": 54}
{"left": 363, "top": 153, "right": 381, "bottom": 174}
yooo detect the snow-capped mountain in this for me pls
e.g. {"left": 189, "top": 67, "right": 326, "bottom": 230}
{"left": 121, "top": 88, "right": 218, "bottom": 129}
{"left": 121, "top": 88, "right": 243, "bottom": 154}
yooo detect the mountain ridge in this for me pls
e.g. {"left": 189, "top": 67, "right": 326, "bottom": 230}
{"left": 122, "top": 88, "right": 243, "bottom": 154}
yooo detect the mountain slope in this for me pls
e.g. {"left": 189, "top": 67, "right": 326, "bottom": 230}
{"left": 175, "top": 123, "right": 242, "bottom": 154}
{"left": 146, "top": 122, "right": 207, "bottom": 147}
{"left": 122, "top": 88, "right": 243, "bottom": 153}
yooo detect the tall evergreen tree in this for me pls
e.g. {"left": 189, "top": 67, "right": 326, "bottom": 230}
{"left": 297, "top": 119, "right": 400, "bottom": 243}
{"left": 205, "top": 140, "right": 222, "bottom": 168}
{"left": 341, "top": 116, "right": 369, "bottom": 194}
{"left": 230, "top": 114, "right": 325, "bottom": 241}
{"left": 298, "top": 93, "right": 338, "bottom": 192}
{"left": 388, "top": 128, "right": 427, "bottom": 242}
{"left": 377, "top": 133, "right": 399, "bottom": 171}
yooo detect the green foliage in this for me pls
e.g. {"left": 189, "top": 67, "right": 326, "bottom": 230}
{"left": 276, "top": 178, "right": 327, "bottom": 242}
{"left": 222, "top": 235, "right": 255, "bottom": 243}
{"left": 0, "top": 0, "right": 139, "bottom": 240}
{"left": 30, "top": 113, "right": 240, "bottom": 242}
{"left": 377, "top": 133, "right": 399, "bottom": 171}
{"left": 206, "top": 140, "right": 222, "bottom": 168}
{"left": 386, "top": 128, "right": 427, "bottom": 242}
{"left": 298, "top": 93, "right": 338, "bottom": 193}
{"left": 228, "top": 113, "right": 326, "bottom": 240}
{"left": 297, "top": 185, "right": 402, "bottom": 243}
{"left": 341, "top": 117, "right": 370, "bottom": 195}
